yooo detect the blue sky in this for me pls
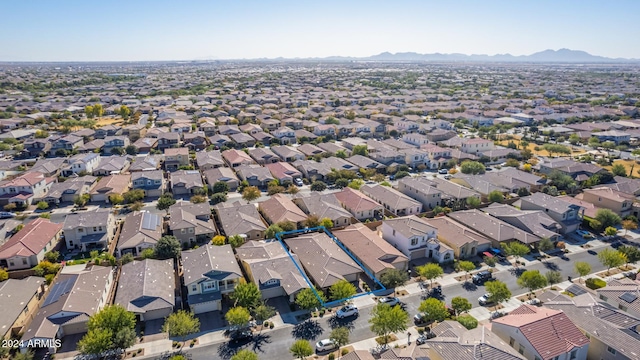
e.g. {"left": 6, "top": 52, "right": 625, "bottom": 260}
{"left": 1, "top": 0, "right": 638, "bottom": 61}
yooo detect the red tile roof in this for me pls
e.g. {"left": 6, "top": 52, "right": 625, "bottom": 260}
{"left": 0, "top": 218, "right": 63, "bottom": 258}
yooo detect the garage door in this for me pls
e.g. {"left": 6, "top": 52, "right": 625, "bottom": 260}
{"left": 260, "top": 287, "right": 285, "bottom": 300}
{"left": 192, "top": 300, "right": 219, "bottom": 314}
{"left": 409, "top": 248, "right": 426, "bottom": 260}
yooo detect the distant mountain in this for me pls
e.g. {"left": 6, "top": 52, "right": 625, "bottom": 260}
{"left": 342, "top": 49, "right": 636, "bottom": 63}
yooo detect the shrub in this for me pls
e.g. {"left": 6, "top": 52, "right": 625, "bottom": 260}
{"left": 44, "top": 273, "right": 55, "bottom": 285}
{"left": 457, "top": 315, "right": 478, "bottom": 330}
{"left": 328, "top": 354, "right": 335, "bottom": 360}
{"left": 484, "top": 256, "right": 497, "bottom": 267}
{"left": 585, "top": 278, "right": 606, "bottom": 290}
{"left": 341, "top": 349, "right": 349, "bottom": 355}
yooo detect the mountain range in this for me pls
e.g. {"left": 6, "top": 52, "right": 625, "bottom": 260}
{"left": 300, "top": 49, "right": 638, "bottom": 63}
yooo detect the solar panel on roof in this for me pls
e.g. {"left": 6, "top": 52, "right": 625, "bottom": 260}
{"left": 42, "top": 278, "right": 74, "bottom": 307}
{"left": 141, "top": 212, "right": 160, "bottom": 230}
{"left": 620, "top": 292, "right": 638, "bottom": 303}
{"left": 566, "top": 284, "right": 587, "bottom": 296}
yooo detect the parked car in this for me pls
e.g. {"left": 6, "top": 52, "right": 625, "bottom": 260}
{"left": 315, "top": 339, "right": 337, "bottom": 352}
{"left": 336, "top": 304, "right": 359, "bottom": 319}
{"left": 416, "top": 332, "right": 436, "bottom": 344}
{"left": 478, "top": 293, "right": 492, "bottom": 306}
{"left": 490, "top": 311, "right": 507, "bottom": 320}
{"left": 576, "top": 230, "right": 593, "bottom": 239}
{"left": 438, "top": 169, "right": 448, "bottom": 174}
{"left": 0, "top": 211, "right": 15, "bottom": 219}
{"left": 525, "top": 298, "right": 541, "bottom": 306}
{"left": 472, "top": 270, "right": 494, "bottom": 285}
{"left": 413, "top": 312, "right": 433, "bottom": 326}
{"left": 378, "top": 297, "right": 401, "bottom": 307}
{"left": 294, "top": 178, "right": 304, "bottom": 186}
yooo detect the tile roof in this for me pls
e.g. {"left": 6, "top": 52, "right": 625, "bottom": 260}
{"left": 117, "top": 211, "right": 163, "bottom": 251}
{"left": 182, "top": 244, "right": 242, "bottom": 284}
{"left": 115, "top": 259, "right": 175, "bottom": 314}
{"left": 360, "top": 184, "right": 422, "bottom": 212}
{"left": 448, "top": 209, "right": 541, "bottom": 244}
{"left": 0, "top": 277, "right": 43, "bottom": 336}
{"left": 0, "top": 218, "right": 62, "bottom": 259}
{"left": 334, "top": 187, "right": 383, "bottom": 214}
{"left": 215, "top": 201, "right": 266, "bottom": 236}
{"left": 259, "top": 193, "right": 307, "bottom": 225}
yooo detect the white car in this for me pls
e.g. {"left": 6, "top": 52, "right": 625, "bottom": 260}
{"left": 315, "top": 339, "right": 337, "bottom": 352}
{"left": 478, "top": 293, "right": 491, "bottom": 306}
{"left": 336, "top": 304, "right": 359, "bottom": 319}
{"left": 378, "top": 297, "right": 401, "bottom": 307}
{"left": 294, "top": 178, "right": 304, "bottom": 186}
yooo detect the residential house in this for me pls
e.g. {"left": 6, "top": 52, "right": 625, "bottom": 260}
{"left": 115, "top": 259, "right": 175, "bottom": 321}
{"left": 90, "top": 174, "right": 131, "bottom": 203}
{"left": 235, "top": 165, "right": 274, "bottom": 188}
{"left": 402, "top": 133, "right": 430, "bottom": 146}
{"left": 131, "top": 170, "right": 165, "bottom": 198}
{"left": 208, "top": 134, "right": 232, "bottom": 148}
{"left": 417, "top": 177, "right": 481, "bottom": 210}
{"left": 422, "top": 216, "right": 491, "bottom": 260}
{"left": 0, "top": 171, "right": 55, "bottom": 207}
{"left": 0, "top": 218, "right": 63, "bottom": 270}
{"left": 592, "top": 130, "right": 631, "bottom": 145}
{"left": 595, "top": 278, "right": 640, "bottom": 319}
{"left": 129, "top": 155, "right": 162, "bottom": 172}
{"left": 483, "top": 204, "right": 562, "bottom": 242}
{"left": 168, "top": 202, "right": 217, "bottom": 246}
{"left": 334, "top": 187, "right": 383, "bottom": 221}
{"left": 321, "top": 156, "right": 359, "bottom": 173}
{"left": 132, "top": 137, "right": 157, "bottom": 153}
{"left": 116, "top": 211, "right": 163, "bottom": 257}
{"left": 259, "top": 193, "right": 307, "bottom": 228}
{"left": 40, "top": 176, "right": 97, "bottom": 205}
{"left": 183, "top": 131, "right": 208, "bottom": 151}
{"left": 284, "top": 232, "right": 362, "bottom": 289}
{"left": 78, "top": 138, "right": 105, "bottom": 153}
{"left": 203, "top": 167, "right": 240, "bottom": 192}
{"left": 215, "top": 201, "right": 266, "bottom": 240}
{"left": 250, "top": 131, "right": 274, "bottom": 146}
{"left": 317, "top": 142, "right": 350, "bottom": 156}
{"left": 182, "top": 244, "right": 243, "bottom": 313}
{"left": 518, "top": 192, "right": 582, "bottom": 234}
{"left": 297, "top": 143, "right": 326, "bottom": 158}
{"left": 361, "top": 184, "right": 423, "bottom": 216}
{"left": 293, "top": 193, "right": 353, "bottom": 228}
{"left": 236, "top": 240, "right": 308, "bottom": 302}
{"left": 92, "top": 156, "right": 130, "bottom": 176}
{"left": 229, "top": 132, "right": 256, "bottom": 148}
{"left": 460, "top": 138, "right": 494, "bottom": 154}
{"left": 448, "top": 209, "right": 542, "bottom": 247}
{"left": 49, "top": 134, "right": 84, "bottom": 156}
{"left": 537, "top": 158, "right": 605, "bottom": 183}
{"left": 195, "top": 150, "right": 225, "bottom": 170}
{"left": 265, "top": 162, "right": 302, "bottom": 185}
{"left": 347, "top": 155, "right": 386, "bottom": 171}
{"left": 0, "top": 277, "right": 43, "bottom": 340}
{"left": 334, "top": 223, "right": 408, "bottom": 279}
{"left": 272, "top": 126, "right": 297, "bottom": 145}
{"left": 575, "top": 187, "right": 634, "bottom": 217}
{"left": 398, "top": 177, "right": 443, "bottom": 210}
{"left": 556, "top": 195, "right": 601, "bottom": 219}
{"left": 491, "top": 304, "right": 589, "bottom": 360}
{"left": 380, "top": 215, "right": 454, "bottom": 263}
{"left": 218, "top": 124, "right": 241, "bottom": 136}
{"left": 222, "top": 149, "right": 256, "bottom": 168}
{"left": 292, "top": 159, "right": 332, "bottom": 182}
{"left": 248, "top": 147, "right": 281, "bottom": 165}
{"left": 170, "top": 170, "right": 204, "bottom": 196}
{"left": 20, "top": 265, "right": 114, "bottom": 352}
{"left": 60, "top": 153, "right": 101, "bottom": 177}
{"left": 102, "top": 136, "right": 130, "bottom": 154}
{"left": 24, "top": 138, "right": 51, "bottom": 158}
{"left": 164, "top": 147, "right": 190, "bottom": 172}
{"left": 157, "top": 132, "right": 180, "bottom": 150}
{"left": 271, "top": 145, "right": 305, "bottom": 162}
{"left": 63, "top": 210, "right": 116, "bottom": 251}
{"left": 30, "top": 158, "right": 67, "bottom": 177}
{"left": 95, "top": 125, "right": 121, "bottom": 138}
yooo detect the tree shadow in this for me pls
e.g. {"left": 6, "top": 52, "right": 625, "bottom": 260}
{"left": 291, "top": 319, "right": 324, "bottom": 340}
{"left": 250, "top": 333, "right": 272, "bottom": 353}
{"left": 461, "top": 281, "right": 478, "bottom": 292}
{"left": 327, "top": 315, "right": 356, "bottom": 330}
{"left": 543, "top": 261, "right": 560, "bottom": 271}
{"left": 509, "top": 267, "right": 525, "bottom": 277}
{"left": 217, "top": 342, "right": 237, "bottom": 359}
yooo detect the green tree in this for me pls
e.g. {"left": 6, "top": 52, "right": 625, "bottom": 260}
{"left": 329, "top": 279, "right": 357, "bottom": 301}
{"left": 352, "top": 145, "right": 368, "bottom": 156}
{"left": 163, "top": 310, "right": 200, "bottom": 348}
{"left": 242, "top": 186, "right": 261, "bottom": 202}
{"left": 130, "top": 201, "right": 144, "bottom": 211}
{"left": 537, "top": 237, "right": 554, "bottom": 253}
{"left": 517, "top": 270, "right": 548, "bottom": 295}
{"left": 598, "top": 248, "right": 627, "bottom": 274}
{"left": 487, "top": 190, "right": 504, "bottom": 203}
{"left": 78, "top": 305, "right": 136, "bottom": 355}
{"left": 611, "top": 163, "right": 628, "bottom": 177}
{"left": 155, "top": 235, "right": 181, "bottom": 259}
{"left": 310, "top": 180, "right": 327, "bottom": 191}
{"left": 596, "top": 209, "right": 622, "bottom": 229}
{"left": 369, "top": 302, "right": 409, "bottom": 345}
{"left": 226, "top": 306, "right": 251, "bottom": 328}
{"left": 335, "top": 149, "right": 347, "bottom": 159}
{"left": 456, "top": 315, "right": 478, "bottom": 330}
{"left": 210, "top": 192, "right": 227, "bottom": 205}
{"left": 460, "top": 161, "right": 485, "bottom": 174}
{"left": 568, "top": 133, "right": 581, "bottom": 145}
{"left": 120, "top": 253, "right": 135, "bottom": 265}
{"left": 74, "top": 193, "right": 91, "bottom": 207}
{"left": 36, "top": 201, "right": 49, "bottom": 210}
{"left": 230, "top": 282, "right": 261, "bottom": 310}
{"left": 303, "top": 215, "right": 320, "bottom": 228}
{"left": 44, "top": 250, "right": 60, "bottom": 263}
{"left": 542, "top": 143, "right": 571, "bottom": 156}
{"left": 335, "top": 178, "right": 350, "bottom": 188}
{"left": 295, "top": 287, "right": 326, "bottom": 311}
{"left": 213, "top": 181, "right": 230, "bottom": 194}
{"left": 457, "top": 261, "right": 476, "bottom": 282}
{"left": 450, "top": 296, "right": 472, "bottom": 316}
{"left": 545, "top": 270, "right": 562, "bottom": 285}
{"left": 35, "top": 129, "right": 49, "bottom": 138}
{"left": 418, "top": 298, "right": 449, "bottom": 323}
{"left": 85, "top": 105, "right": 95, "bottom": 119}
{"left": 277, "top": 220, "right": 296, "bottom": 232}
{"left": 12, "top": 350, "right": 34, "bottom": 360}
{"left": 0, "top": 268, "right": 8, "bottom": 282}
{"left": 618, "top": 245, "right": 640, "bottom": 265}
{"left": 379, "top": 268, "right": 409, "bottom": 289}
{"left": 347, "top": 178, "right": 364, "bottom": 190}
{"left": 501, "top": 242, "right": 530, "bottom": 267}
{"left": 466, "top": 196, "right": 481, "bottom": 209}
{"left": 290, "top": 340, "right": 314, "bottom": 359}
{"left": 119, "top": 105, "right": 131, "bottom": 119}
{"left": 574, "top": 262, "right": 591, "bottom": 282}
{"left": 330, "top": 326, "right": 350, "bottom": 352}
{"left": 417, "top": 263, "right": 443, "bottom": 287}
{"left": 228, "top": 234, "right": 245, "bottom": 248}
{"left": 211, "top": 235, "right": 226, "bottom": 246}
{"left": 125, "top": 145, "right": 138, "bottom": 155}
{"left": 622, "top": 219, "right": 638, "bottom": 236}
{"left": 265, "top": 224, "right": 284, "bottom": 239}
{"left": 109, "top": 193, "right": 124, "bottom": 205}
{"left": 92, "top": 103, "right": 104, "bottom": 118}
{"left": 320, "top": 217, "right": 334, "bottom": 228}
{"left": 253, "top": 304, "right": 276, "bottom": 324}
{"left": 156, "top": 193, "right": 176, "bottom": 212}
{"left": 231, "top": 349, "right": 259, "bottom": 360}
{"left": 485, "top": 280, "right": 512, "bottom": 307}
{"left": 123, "top": 189, "right": 145, "bottom": 203}
{"left": 604, "top": 226, "right": 618, "bottom": 238}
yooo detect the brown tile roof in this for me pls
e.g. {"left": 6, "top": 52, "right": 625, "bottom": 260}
{"left": 334, "top": 188, "right": 382, "bottom": 214}
{"left": 492, "top": 304, "right": 589, "bottom": 360}
{"left": 259, "top": 193, "right": 307, "bottom": 225}
{"left": 333, "top": 224, "right": 408, "bottom": 274}
{"left": 0, "top": 218, "right": 62, "bottom": 258}
{"left": 422, "top": 216, "right": 491, "bottom": 249}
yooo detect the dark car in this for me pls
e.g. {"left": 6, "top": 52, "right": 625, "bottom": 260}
{"left": 0, "top": 211, "right": 15, "bottom": 219}
{"left": 472, "top": 270, "right": 493, "bottom": 285}
{"left": 416, "top": 332, "right": 436, "bottom": 344}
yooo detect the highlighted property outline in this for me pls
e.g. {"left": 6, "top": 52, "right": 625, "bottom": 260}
{"left": 275, "top": 226, "right": 387, "bottom": 308}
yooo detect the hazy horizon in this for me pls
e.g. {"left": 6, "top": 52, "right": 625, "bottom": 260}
{"left": 2, "top": 0, "right": 638, "bottom": 62}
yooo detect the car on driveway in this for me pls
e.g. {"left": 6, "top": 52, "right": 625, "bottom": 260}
{"left": 0, "top": 211, "right": 15, "bottom": 219}
{"left": 416, "top": 332, "right": 436, "bottom": 344}
{"left": 438, "top": 169, "right": 448, "bottom": 174}
{"left": 576, "top": 230, "right": 593, "bottom": 239}
{"left": 413, "top": 312, "right": 433, "bottom": 326}
{"left": 378, "top": 297, "right": 401, "bottom": 307}
{"left": 472, "top": 270, "right": 493, "bottom": 285}
{"left": 294, "top": 178, "right": 304, "bottom": 186}
{"left": 336, "top": 304, "right": 359, "bottom": 319}
{"left": 478, "top": 293, "right": 492, "bottom": 306}
{"left": 315, "top": 339, "right": 337, "bottom": 352}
